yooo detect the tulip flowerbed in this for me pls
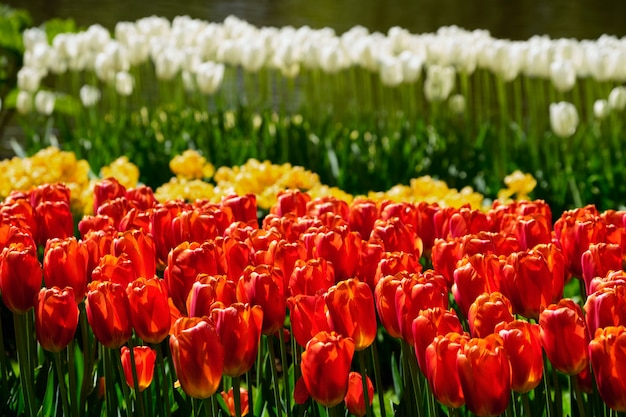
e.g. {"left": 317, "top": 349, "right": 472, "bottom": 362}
{"left": 1, "top": 164, "right": 626, "bottom": 417}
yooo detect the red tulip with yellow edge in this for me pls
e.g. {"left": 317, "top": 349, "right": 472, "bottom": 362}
{"left": 85, "top": 280, "right": 132, "bottom": 349}
{"left": 169, "top": 317, "right": 224, "bottom": 399}
{"left": 457, "top": 334, "right": 511, "bottom": 417}
{"left": 126, "top": 276, "right": 171, "bottom": 344}
{"left": 344, "top": 371, "right": 374, "bottom": 417}
{"left": 325, "top": 278, "right": 377, "bottom": 351}
{"left": 299, "top": 330, "right": 355, "bottom": 407}
{"left": 35, "top": 286, "right": 79, "bottom": 352}
{"left": 120, "top": 345, "right": 156, "bottom": 392}
{"left": 467, "top": 292, "right": 514, "bottom": 338}
{"left": 43, "top": 236, "right": 89, "bottom": 303}
{"left": 424, "top": 332, "right": 469, "bottom": 409}
{"left": 0, "top": 241, "right": 42, "bottom": 314}
{"left": 539, "top": 298, "right": 589, "bottom": 375}
{"left": 589, "top": 325, "right": 626, "bottom": 412}
{"left": 496, "top": 320, "right": 543, "bottom": 393}
{"left": 211, "top": 303, "right": 263, "bottom": 377}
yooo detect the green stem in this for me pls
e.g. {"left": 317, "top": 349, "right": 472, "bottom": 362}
{"left": 154, "top": 342, "right": 172, "bottom": 417}
{"left": 551, "top": 366, "right": 563, "bottom": 417}
{"left": 203, "top": 397, "right": 215, "bottom": 417}
{"left": 232, "top": 375, "right": 242, "bottom": 417}
{"left": 267, "top": 335, "right": 284, "bottom": 417}
{"left": 115, "top": 347, "right": 133, "bottom": 417}
{"left": 103, "top": 345, "right": 116, "bottom": 417}
{"left": 14, "top": 313, "right": 37, "bottom": 417}
{"left": 53, "top": 351, "right": 72, "bottom": 417}
{"left": 401, "top": 341, "right": 422, "bottom": 417}
{"left": 127, "top": 340, "right": 147, "bottom": 417}
{"left": 278, "top": 332, "right": 293, "bottom": 417}
{"left": 521, "top": 391, "right": 532, "bottom": 417}
{"left": 0, "top": 311, "right": 8, "bottom": 407}
{"left": 79, "top": 303, "right": 93, "bottom": 413}
{"left": 358, "top": 350, "right": 374, "bottom": 417}
{"left": 369, "top": 342, "right": 387, "bottom": 417}
{"left": 67, "top": 337, "right": 80, "bottom": 417}
{"left": 571, "top": 375, "right": 587, "bottom": 417}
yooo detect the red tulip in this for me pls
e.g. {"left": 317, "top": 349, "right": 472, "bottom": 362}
{"left": 120, "top": 345, "right": 156, "bottom": 392}
{"left": 457, "top": 334, "right": 511, "bottom": 417}
{"left": 581, "top": 243, "right": 623, "bottom": 295}
{"left": 288, "top": 257, "right": 335, "bottom": 297}
{"left": 348, "top": 198, "right": 380, "bottom": 240}
{"left": 126, "top": 277, "right": 171, "bottom": 344}
{"left": 344, "top": 371, "right": 374, "bottom": 417}
{"left": 169, "top": 317, "right": 224, "bottom": 399}
{"left": 221, "top": 193, "right": 259, "bottom": 228}
{"left": 221, "top": 387, "right": 250, "bottom": 416}
{"left": 369, "top": 217, "right": 423, "bottom": 258}
{"left": 467, "top": 292, "right": 514, "bottom": 338}
{"left": 589, "top": 326, "right": 626, "bottom": 412}
{"left": 93, "top": 177, "right": 127, "bottom": 214}
{"left": 495, "top": 320, "right": 543, "bottom": 393}
{"left": 85, "top": 280, "right": 132, "bottom": 349}
{"left": 412, "top": 308, "right": 464, "bottom": 373}
{"left": 584, "top": 285, "right": 626, "bottom": 339}
{"left": 373, "top": 250, "right": 422, "bottom": 288}
{"left": 287, "top": 293, "right": 330, "bottom": 347}
{"left": 112, "top": 229, "right": 157, "bottom": 280}
{"left": 424, "top": 332, "right": 469, "bottom": 409}
{"left": 91, "top": 253, "right": 137, "bottom": 287}
{"left": 325, "top": 278, "right": 377, "bottom": 350}
{"left": 34, "top": 200, "right": 74, "bottom": 245}
{"left": 271, "top": 189, "right": 311, "bottom": 218}
{"left": 125, "top": 185, "right": 157, "bottom": 211}
{"left": 221, "top": 236, "right": 251, "bottom": 283}
{"left": 309, "top": 225, "right": 362, "bottom": 281}
{"left": 43, "top": 237, "right": 89, "bottom": 303}
{"left": 539, "top": 298, "right": 589, "bottom": 375}
{"left": 0, "top": 241, "right": 42, "bottom": 314}
{"left": 164, "top": 241, "right": 222, "bottom": 315}
{"left": 211, "top": 303, "right": 263, "bottom": 377}
{"left": 374, "top": 274, "right": 404, "bottom": 338}
{"left": 452, "top": 253, "right": 504, "bottom": 317}
{"left": 431, "top": 237, "right": 463, "bottom": 288}
{"left": 500, "top": 243, "right": 566, "bottom": 319}
{"left": 35, "top": 286, "right": 79, "bottom": 352}
{"left": 300, "top": 331, "right": 355, "bottom": 407}
{"left": 236, "top": 265, "right": 285, "bottom": 336}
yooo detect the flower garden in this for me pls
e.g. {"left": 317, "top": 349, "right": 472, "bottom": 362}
{"left": 1, "top": 5, "right": 626, "bottom": 417}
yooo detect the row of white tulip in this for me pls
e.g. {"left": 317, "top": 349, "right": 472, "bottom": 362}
{"left": 19, "top": 14, "right": 626, "bottom": 93}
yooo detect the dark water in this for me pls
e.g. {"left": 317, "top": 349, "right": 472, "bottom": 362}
{"left": 6, "top": 0, "right": 626, "bottom": 41}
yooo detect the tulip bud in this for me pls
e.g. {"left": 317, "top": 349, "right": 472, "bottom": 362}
{"left": 549, "top": 101, "right": 579, "bottom": 138}
{"left": 35, "top": 287, "right": 79, "bottom": 352}
{"left": 120, "top": 346, "right": 156, "bottom": 392}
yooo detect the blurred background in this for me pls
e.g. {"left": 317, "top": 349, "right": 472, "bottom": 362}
{"left": 5, "top": 0, "right": 626, "bottom": 40}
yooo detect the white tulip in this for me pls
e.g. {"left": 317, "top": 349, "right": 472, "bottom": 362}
{"left": 399, "top": 50, "right": 423, "bottom": 83}
{"left": 608, "top": 86, "right": 626, "bottom": 111}
{"left": 85, "top": 24, "right": 111, "bottom": 51}
{"left": 318, "top": 43, "right": 348, "bottom": 73}
{"left": 115, "top": 71, "right": 134, "bottom": 96}
{"left": 550, "top": 60, "right": 577, "bottom": 92}
{"left": 154, "top": 48, "right": 183, "bottom": 80}
{"left": 423, "top": 64, "right": 456, "bottom": 102}
{"left": 23, "top": 27, "right": 48, "bottom": 51}
{"left": 80, "top": 85, "right": 101, "bottom": 107}
{"left": 23, "top": 43, "right": 50, "bottom": 70}
{"left": 181, "top": 70, "right": 196, "bottom": 92}
{"left": 593, "top": 99, "right": 609, "bottom": 120}
{"left": 195, "top": 62, "right": 225, "bottom": 95}
{"left": 448, "top": 94, "right": 466, "bottom": 115}
{"left": 549, "top": 101, "right": 579, "bottom": 138}
{"left": 34, "top": 90, "right": 55, "bottom": 115}
{"left": 16, "top": 91, "right": 33, "bottom": 114}
{"left": 379, "top": 55, "right": 403, "bottom": 86}
{"left": 95, "top": 52, "right": 116, "bottom": 82}
{"left": 17, "top": 67, "right": 42, "bottom": 92}
{"left": 47, "top": 47, "right": 67, "bottom": 74}
{"left": 241, "top": 40, "right": 266, "bottom": 73}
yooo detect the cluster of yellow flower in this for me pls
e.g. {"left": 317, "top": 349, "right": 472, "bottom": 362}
{"left": 1, "top": 147, "right": 536, "bottom": 214}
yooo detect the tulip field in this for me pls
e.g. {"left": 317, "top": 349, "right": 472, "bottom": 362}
{"left": 2, "top": 5, "right": 626, "bottom": 417}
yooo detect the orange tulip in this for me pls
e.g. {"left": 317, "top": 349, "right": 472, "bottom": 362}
{"left": 539, "top": 298, "right": 589, "bottom": 375}
{"left": 221, "top": 387, "right": 250, "bottom": 416}
{"left": 35, "top": 286, "right": 79, "bottom": 352}
{"left": 300, "top": 331, "right": 355, "bottom": 407}
{"left": 85, "top": 281, "right": 132, "bottom": 349}
{"left": 120, "top": 345, "right": 156, "bottom": 392}
{"left": 169, "top": 317, "right": 224, "bottom": 399}
{"left": 457, "top": 334, "right": 511, "bottom": 417}
{"left": 589, "top": 326, "right": 626, "bottom": 412}
{"left": 424, "top": 332, "right": 469, "bottom": 409}
{"left": 91, "top": 253, "right": 137, "bottom": 287}
{"left": 467, "top": 292, "right": 514, "bottom": 338}
{"left": 126, "top": 277, "right": 171, "bottom": 344}
{"left": 0, "top": 241, "right": 42, "bottom": 314}
{"left": 374, "top": 273, "right": 404, "bottom": 339}
{"left": 325, "top": 278, "right": 377, "bottom": 350}
{"left": 496, "top": 320, "right": 543, "bottom": 393}
{"left": 43, "top": 237, "right": 89, "bottom": 303}
{"left": 344, "top": 371, "right": 374, "bottom": 417}
{"left": 211, "top": 303, "right": 263, "bottom": 377}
